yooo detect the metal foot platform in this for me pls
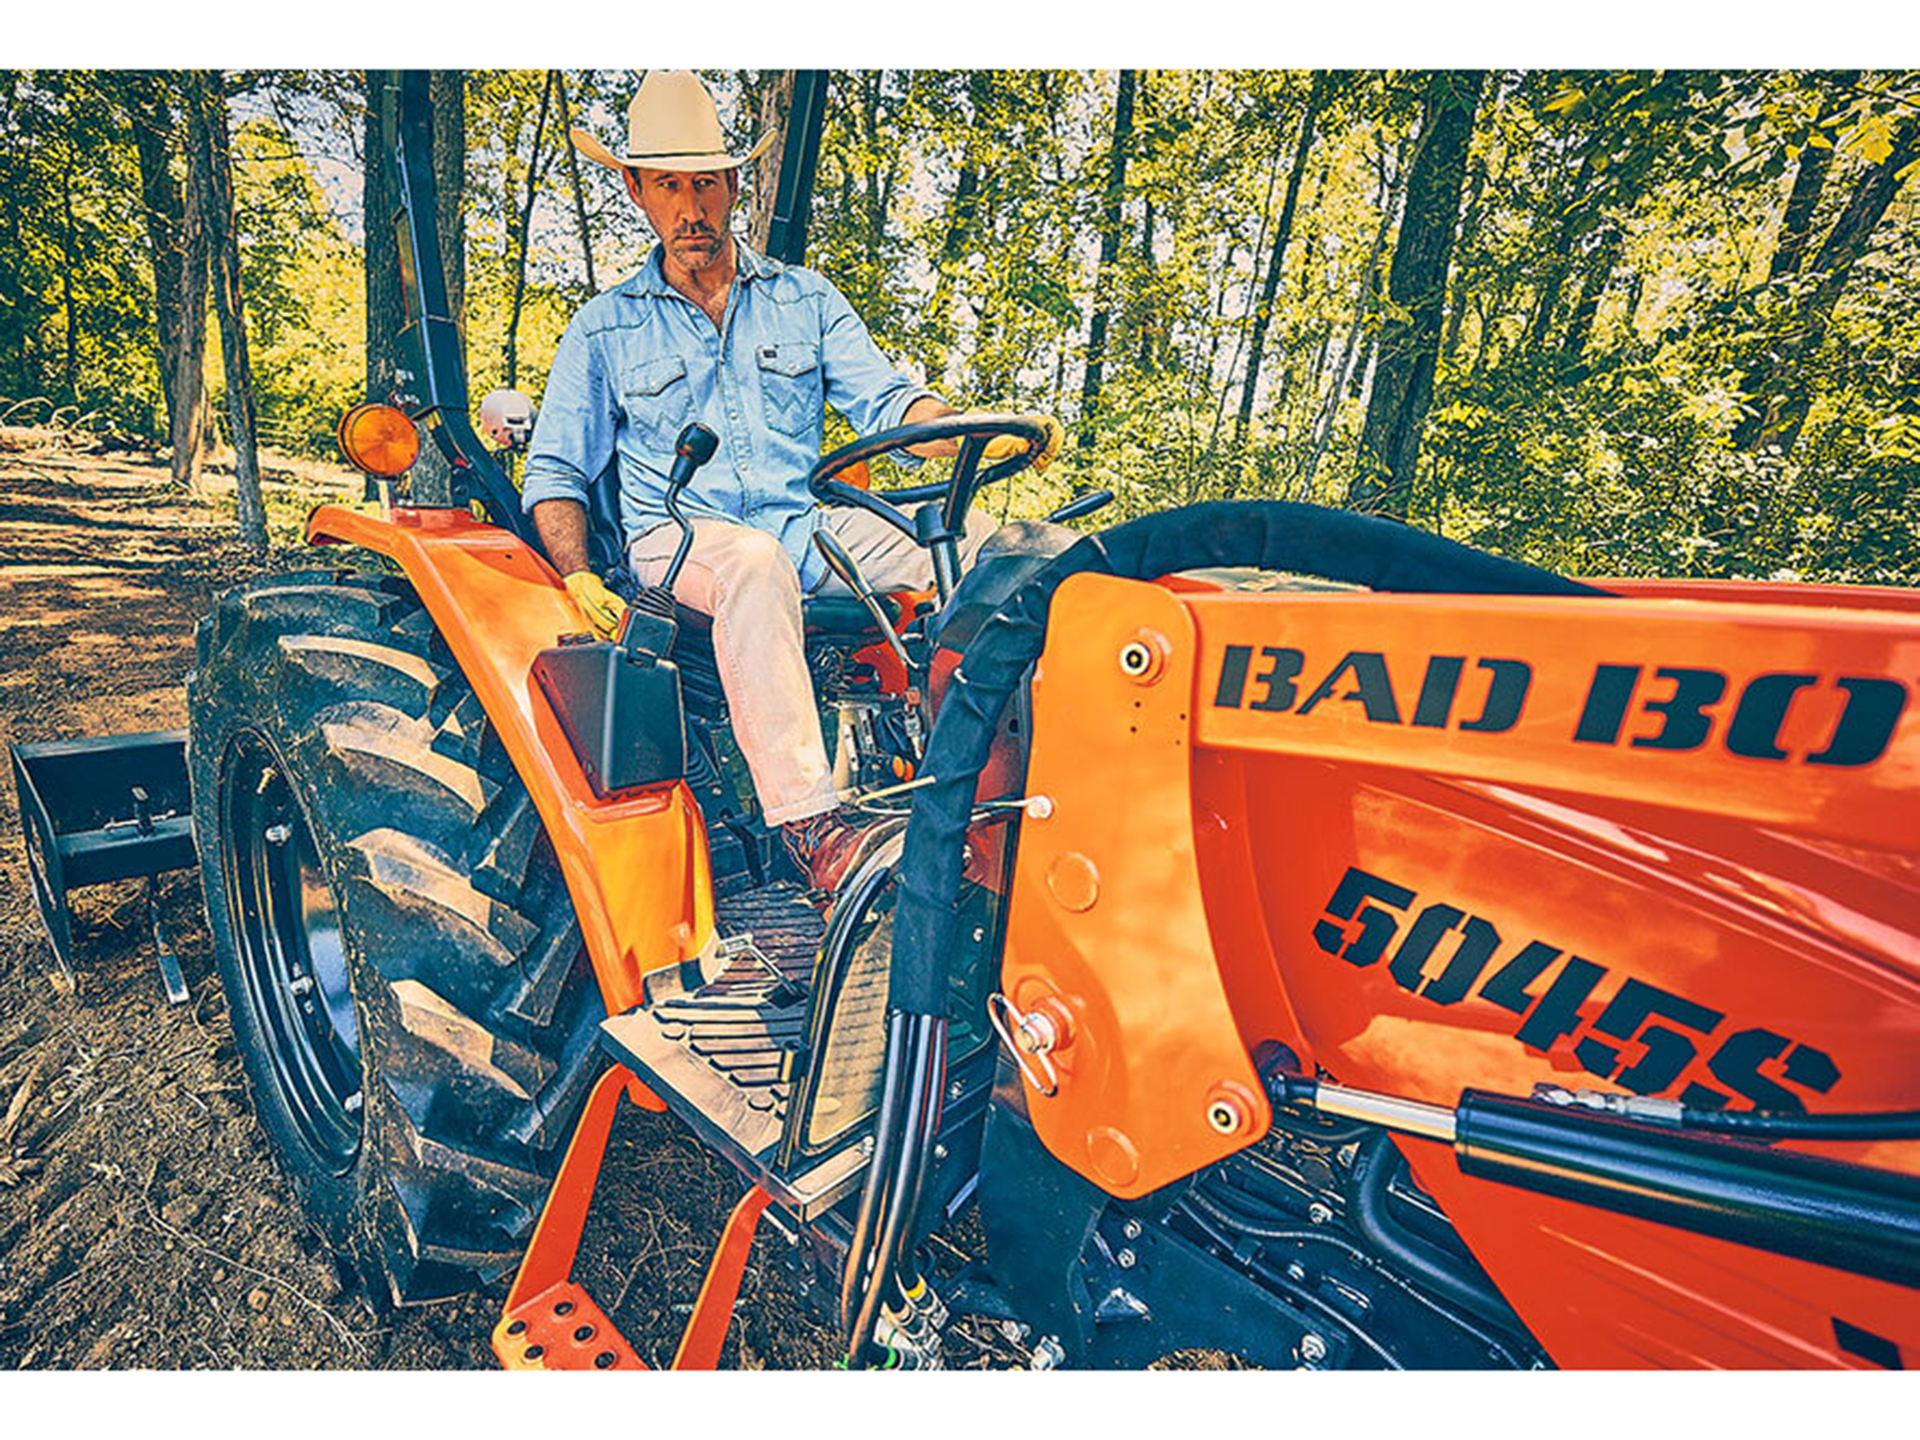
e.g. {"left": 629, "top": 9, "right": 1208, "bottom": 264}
{"left": 598, "top": 884, "right": 870, "bottom": 1218}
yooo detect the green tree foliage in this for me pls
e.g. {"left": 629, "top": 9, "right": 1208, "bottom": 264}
{"left": 0, "top": 67, "right": 1914, "bottom": 582}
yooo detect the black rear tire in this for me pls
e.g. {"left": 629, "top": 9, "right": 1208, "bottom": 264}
{"left": 188, "top": 568, "right": 603, "bottom": 1304}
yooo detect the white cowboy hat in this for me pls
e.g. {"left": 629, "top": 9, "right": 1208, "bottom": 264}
{"left": 569, "top": 70, "right": 774, "bottom": 174}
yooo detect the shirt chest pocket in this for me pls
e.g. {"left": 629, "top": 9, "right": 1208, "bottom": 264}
{"left": 754, "top": 342, "right": 822, "bottom": 440}
{"left": 623, "top": 354, "right": 693, "bottom": 451}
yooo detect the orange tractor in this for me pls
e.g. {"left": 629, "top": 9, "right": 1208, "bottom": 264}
{"left": 13, "top": 72, "right": 1918, "bottom": 1369}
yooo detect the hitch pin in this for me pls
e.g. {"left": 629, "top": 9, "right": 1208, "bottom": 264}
{"left": 987, "top": 993, "right": 1061, "bottom": 1098}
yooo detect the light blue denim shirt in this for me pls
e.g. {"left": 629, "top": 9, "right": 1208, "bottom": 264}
{"left": 521, "top": 237, "right": 934, "bottom": 592}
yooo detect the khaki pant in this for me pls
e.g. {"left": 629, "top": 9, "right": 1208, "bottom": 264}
{"left": 629, "top": 507, "right": 993, "bottom": 825}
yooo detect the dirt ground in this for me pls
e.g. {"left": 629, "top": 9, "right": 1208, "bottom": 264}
{"left": 0, "top": 434, "right": 1036, "bottom": 1371}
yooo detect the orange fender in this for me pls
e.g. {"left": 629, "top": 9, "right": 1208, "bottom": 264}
{"left": 305, "top": 504, "right": 712, "bottom": 1015}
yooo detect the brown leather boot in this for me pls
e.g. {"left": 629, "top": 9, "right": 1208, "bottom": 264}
{"left": 781, "top": 810, "right": 883, "bottom": 898}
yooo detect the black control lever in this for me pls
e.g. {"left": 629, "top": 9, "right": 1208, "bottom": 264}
{"left": 659, "top": 421, "right": 719, "bottom": 596}
{"left": 1046, "top": 488, "right": 1114, "bottom": 525}
{"left": 621, "top": 421, "right": 719, "bottom": 658}
{"left": 813, "top": 529, "right": 914, "bottom": 678}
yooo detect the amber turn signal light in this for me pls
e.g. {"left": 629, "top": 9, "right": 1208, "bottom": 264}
{"left": 337, "top": 403, "right": 420, "bottom": 478}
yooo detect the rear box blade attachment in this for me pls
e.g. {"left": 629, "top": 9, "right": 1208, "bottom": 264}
{"left": 9, "top": 730, "right": 198, "bottom": 1001}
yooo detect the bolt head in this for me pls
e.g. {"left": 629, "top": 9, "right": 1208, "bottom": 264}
{"left": 1206, "top": 1095, "right": 1251, "bottom": 1135}
{"left": 1308, "top": 1201, "right": 1333, "bottom": 1225}
{"left": 1121, "top": 1218, "right": 1143, "bottom": 1240}
{"left": 1299, "top": 1333, "right": 1328, "bottom": 1364}
{"left": 1115, "top": 1248, "right": 1136, "bottom": 1269}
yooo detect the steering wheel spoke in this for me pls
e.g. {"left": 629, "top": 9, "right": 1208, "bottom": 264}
{"left": 807, "top": 413, "right": 1054, "bottom": 540}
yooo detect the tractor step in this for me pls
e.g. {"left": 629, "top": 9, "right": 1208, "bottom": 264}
{"left": 494, "top": 1066, "right": 775, "bottom": 1370}
{"left": 598, "top": 882, "right": 869, "bottom": 1218}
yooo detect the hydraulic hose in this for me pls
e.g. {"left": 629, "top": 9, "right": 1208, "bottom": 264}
{"left": 1348, "top": 1134, "right": 1525, "bottom": 1336}
{"left": 841, "top": 1013, "right": 946, "bottom": 1364}
{"left": 1677, "top": 1107, "right": 1920, "bottom": 1142}
{"left": 837, "top": 1012, "right": 914, "bottom": 1338}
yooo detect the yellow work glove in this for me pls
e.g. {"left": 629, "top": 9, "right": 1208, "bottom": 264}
{"left": 563, "top": 570, "right": 628, "bottom": 641}
{"left": 981, "top": 414, "right": 1065, "bottom": 473}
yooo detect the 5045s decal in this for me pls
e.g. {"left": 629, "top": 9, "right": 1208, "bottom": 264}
{"left": 1312, "top": 866, "right": 1842, "bottom": 1111}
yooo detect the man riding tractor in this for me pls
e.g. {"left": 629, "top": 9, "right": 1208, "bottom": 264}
{"left": 526, "top": 70, "right": 1063, "bottom": 894}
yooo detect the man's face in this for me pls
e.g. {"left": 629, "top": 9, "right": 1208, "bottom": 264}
{"left": 629, "top": 167, "right": 737, "bottom": 274}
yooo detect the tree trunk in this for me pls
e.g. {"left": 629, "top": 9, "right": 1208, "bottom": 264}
{"left": 186, "top": 71, "right": 267, "bottom": 555}
{"left": 57, "top": 141, "right": 79, "bottom": 406}
{"left": 1347, "top": 70, "right": 1484, "bottom": 517}
{"left": 1767, "top": 72, "right": 1857, "bottom": 286}
{"left": 1561, "top": 221, "right": 1624, "bottom": 363}
{"left": 173, "top": 118, "right": 212, "bottom": 491}
{"left": 1231, "top": 72, "right": 1326, "bottom": 454}
{"left": 123, "top": 73, "right": 185, "bottom": 442}
{"left": 746, "top": 69, "right": 794, "bottom": 255}
{"left": 1441, "top": 152, "right": 1488, "bottom": 364}
{"left": 1769, "top": 142, "right": 1833, "bottom": 285}
{"left": 1736, "top": 116, "right": 1920, "bottom": 455}
{"left": 1136, "top": 194, "right": 1158, "bottom": 371}
{"left": 363, "top": 70, "right": 404, "bottom": 410}
{"left": 430, "top": 70, "right": 465, "bottom": 334}
{"left": 505, "top": 70, "right": 555, "bottom": 391}
{"left": 408, "top": 69, "right": 466, "bottom": 506}
{"left": 1523, "top": 147, "right": 1594, "bottom": 354}
{"left": 555, "top": 71, "right": 597, "bottom": 292}
{"left": 122, "top": 69, "right": 211, "bottom": 485}
{"left": 1203, "top": 138, "right": 1284, "bottom": 464}
{"left": 1300, "top": 132, "right": 1407, "bottom": 498}
{"left": 1078, "top": 68, "right": 1136, "bottom": 449}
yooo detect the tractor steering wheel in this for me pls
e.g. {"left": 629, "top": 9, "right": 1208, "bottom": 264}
{"left": 806, "top": 413, "right": 1056, "bottom": 545}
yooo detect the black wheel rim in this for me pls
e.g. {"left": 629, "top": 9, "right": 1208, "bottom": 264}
{"left": 220, "top": 730, "right": 363, "bottom": 1172}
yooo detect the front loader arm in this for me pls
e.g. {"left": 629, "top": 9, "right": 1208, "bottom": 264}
{"left": 306, "top": 504, "right": 712, "bottom": 1015}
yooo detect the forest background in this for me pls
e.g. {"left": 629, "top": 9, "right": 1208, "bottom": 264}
{"left": 1, "top": 67, "right": 1915, "bottom": 582}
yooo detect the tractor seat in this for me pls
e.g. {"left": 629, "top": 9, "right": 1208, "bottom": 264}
{"left": 802, "top": 595, "right": 886, "bottom": 636}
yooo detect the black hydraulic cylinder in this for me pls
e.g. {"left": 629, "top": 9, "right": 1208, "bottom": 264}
{"left": 1455, "top": 1091, "right": 1920, "bottom": 1289}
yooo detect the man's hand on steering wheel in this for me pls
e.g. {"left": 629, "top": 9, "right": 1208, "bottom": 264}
{"left": 982, "top": 414, "right": 1064, "bottom": 473}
